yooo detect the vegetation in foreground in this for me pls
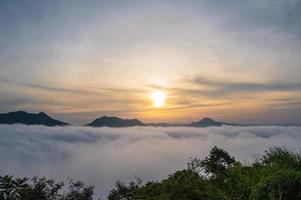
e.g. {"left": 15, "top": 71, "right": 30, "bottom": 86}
{"left": 108, "top": 147, "right": 301, "bottom": 200}
{"left": 1, "top": 147, "right": 301, "bottom": 200}
{"left": 0, "top": 177, "right": 94, "bottom": 200}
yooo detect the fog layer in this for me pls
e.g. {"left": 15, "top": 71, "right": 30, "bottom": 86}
{"left": 0, "top": 125, "right": 300, "bottom": 198}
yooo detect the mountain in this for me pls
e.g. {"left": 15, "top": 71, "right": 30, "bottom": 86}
{"left": 0, "top": 111, "right": 69, "bottom": 126}
{"left": 147, "top": 117, "right": 231, "bottom": 127}
{"left": 188, "top": 117, "right": 226, "bottom": 127}
{"left": 86, "top": 116, "right": 146, "bottom": 127}
{"left": 147, "top": 117, "right": 227, "bottom": 127}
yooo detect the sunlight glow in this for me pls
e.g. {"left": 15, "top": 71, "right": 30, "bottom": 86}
{"left": 150, "top": 91, "right": 166, "bottom": 108}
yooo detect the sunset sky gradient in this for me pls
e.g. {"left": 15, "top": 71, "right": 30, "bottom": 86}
{"left": 0, "top": 0, "right": 301, "bottom": 124}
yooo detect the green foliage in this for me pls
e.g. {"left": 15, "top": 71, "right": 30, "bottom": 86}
{"left": 108, "top": 179, "right": 141, "bottom": 200}
{"left": 199, "top": 146, "right": 238, "bottom": 180}
{"left": 64, "top": 180, "right": 94, "bottom": 200}
{"left": 20, "top": 177, "right": 64, "bottom": 200}
{"left": 0, "top": 176, "right": 94, "bottom": 200}
{"left": 2, "top": 146, "right": 301, "bottom": 200}
{"left": 108, "top": 146, "right": 301, "bottom": 200}
{"left": 0, "top": 175, "right": 29, "bottom": 200}
{"left": 108, "top": 170, "right": 223, "bottom": 200}
{"left": 260, "top": 147, "right": 301, "bottom": 169}
{"left": 251, "top": 170, "right": 301, "bottom": 200}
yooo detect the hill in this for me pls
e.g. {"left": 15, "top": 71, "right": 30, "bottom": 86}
{"left": 188, "top": 117, "right": 226, "bottom": 127}
{"left": 86, "top": 116, "right": 146, "bottom": 127}
{"left": 0, "top": 111, "right": 69, "bottom": 126}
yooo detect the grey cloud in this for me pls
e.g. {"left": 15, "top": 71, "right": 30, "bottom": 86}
{"left": 206, "top": 0, "right": 301, "bottom": 34}
{"left": 150, "top": 78, "right": 301, "bottom": 98}
{"left": 0, "top": 77, "right": 90, "bottom": 95}
{"left": 192, "top": 77, "right": 301, "bottom": 93}
{"left": 0, "top": 125, "right": 300, "bottom": 198}
{"left": 24, "top": 83, "right": 86, "bottom": 95}
{"left": 267, "top": 99, "right": 301, "bottom": 108}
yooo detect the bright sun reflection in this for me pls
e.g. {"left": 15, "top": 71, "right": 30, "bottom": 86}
{"left": 150, "top": 91, "right": 166, "bottom": 108}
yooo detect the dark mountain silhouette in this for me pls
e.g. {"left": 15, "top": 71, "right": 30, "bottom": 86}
{"left": 0, "top": 111, "right": 69, "bottom": 126}
{"left": 148, "top": 117, "right": 231, "bottom": 127}
{"left": 1, "top": 111, "right": 294, "bottom": 127}
{"left": 86, "top": 116, "right": 146, "bottom": 127}
{"left": 188, "top": 117, "right": 226, "bottom": 127}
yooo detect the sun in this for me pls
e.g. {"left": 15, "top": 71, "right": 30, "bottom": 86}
{"left": 150, "top": 91, "right": 166, "bottom": 108}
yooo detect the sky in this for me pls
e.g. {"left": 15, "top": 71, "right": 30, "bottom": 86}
{"left": 0, "top": 0, "right": 301, "bottom": 124}
{"left": 1, "top": 125, "right": 301, "bottom": 198}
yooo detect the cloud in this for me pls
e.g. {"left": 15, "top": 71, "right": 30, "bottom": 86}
{"left": 150, "top": 77, "right": 301, "bottom": 99}
{"left": 0, "top": 125, "right": 300, "bottom": 198}
{"left": 1, "top": 1, "right": 301, "bottom": 125}
{"left": 191, "top": 77, "right": 301, "bottom": 94}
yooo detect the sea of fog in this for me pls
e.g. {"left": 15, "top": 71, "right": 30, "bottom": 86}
{"left": 0, "top": 125, "right": 300, "bottom": 198}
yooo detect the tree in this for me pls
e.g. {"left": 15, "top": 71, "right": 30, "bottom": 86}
{"left": 108, "top": 178, "right": 141, "bottom": 200}
{"left": 0, "top": 175, "right": 29, "bottom": 200}
{"left": 64, "top": 180, "right": 94, "bottom": 200}
{"left": 252, "top": 170, "right": 301, "bottom": 200}
{"left": 260, "top": 147, "right": 301, "bottom": 169}
{"left": 199, "top": 146, "right": 237, "bottom": 180}
{"left": 0, "top": 176, "right": 94, "bottom": 200}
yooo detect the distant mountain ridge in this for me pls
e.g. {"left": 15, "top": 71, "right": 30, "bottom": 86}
{"left": 85, "top": 116, "right": 230, "bottom": 128}
{"left": 0, "top": 111, "right": 228, "bottom": 127}
{"left": 0, "top": 111, "right": 68, "bottom": 126}
{"left": 86, "top": 116, "right": 146, "bottom": 127}
{"left": 0, "top": 111, "right": 297, "bottom": 127}
{"left": 188, "top": 117, "right": 226, "bottom": 127}
{"left": 148, "top": 117, "right": 230, "bottom": 127}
